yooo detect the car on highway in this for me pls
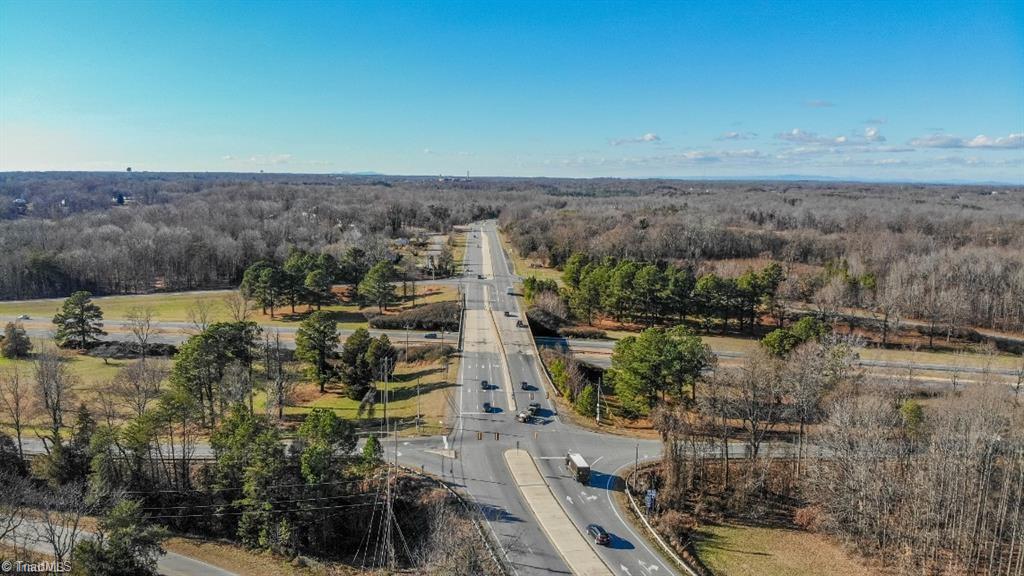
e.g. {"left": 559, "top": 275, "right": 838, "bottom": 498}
{"left": 424, "top": 333, "right": 437, "bottom": 339}
{"left": 586, "top": 524, "right": 611, "bottom": 546}
{"left": 527, "top": 402, "right": 541, "bottom": 416}
{"left": 503, "top": 310, "right": 511, "bottom": 317}
{"left": 477, "top": 274, "right": 485, "bottom": 279}
{"left": 506, "top": 287, "right": 514, "bottom": 295}
{"left": 516, "top": 411, "right": 530, "bottom": 423}
{"left": 516, "top": 319, "right": 526, "bottom": 328}
{"left": 16, "top": 314, "right": 29, "bottom": 320}
{"left": 520, "top": 381, "right": 530, "bottom": 391}
{"left": 482, "top": 402, "right": 492, "bottom": 413}
{"left": 480, "top": 379, "right": 489, "bottom": 390}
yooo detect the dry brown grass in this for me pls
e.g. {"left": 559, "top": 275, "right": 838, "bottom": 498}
{"left": 696, "top": 522, "right": 876, "bottom": 576}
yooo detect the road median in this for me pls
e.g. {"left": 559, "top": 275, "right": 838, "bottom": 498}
{"left": 503, "top": 449, "right": 612, "bottom": 576}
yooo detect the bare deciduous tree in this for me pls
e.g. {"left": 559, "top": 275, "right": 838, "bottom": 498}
{"left": 32, "top": 482, "right": 94, "bottom": 564}
{"left": 0, "top": 471, "right": 30, "bottom": 548}
{"left": 109, "top": 359, "right": 167, "bottom": 419}
{"left": 0, "top": 368, "right": 29, "bottom": 461}
{"left": 264, "top": 331, "right": 294, "bottom": 421}
{"left": 186, "top": 299, "right": 215, "bottom": 334}
{"left": 126, "top": 305, "right": 160, "bottom": 359}
{"left": 223, "top": 291, "right": 252, "bottom": 322}
{"left": 32, "top": 347, "right": 77, "bottom": 451}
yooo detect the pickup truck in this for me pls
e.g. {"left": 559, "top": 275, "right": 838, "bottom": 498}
{"left": 516, "top": 411, "right": 530, "bottom": 423}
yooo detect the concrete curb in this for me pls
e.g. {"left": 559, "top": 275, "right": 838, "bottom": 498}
{"left": 503, "top": 449, "right": 613, "bottom": 576}
{"left": 489, "top": 310, "right": 519, "bottom": 413}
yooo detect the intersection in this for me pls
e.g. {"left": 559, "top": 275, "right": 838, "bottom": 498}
{"left": 386, "top": 221, "right": 676, "bottom": 576}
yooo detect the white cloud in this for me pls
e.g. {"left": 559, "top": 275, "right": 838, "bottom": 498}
{"left": 676, "top": 149, "right": 763, "bottom": 162}
{"left": 965, "top": 133, "right": 1023, "bottom": 148}
{"left": 718, "top": 131, "right": 757, "bottom": 141}
{"left": 423, "top": 148, "right": 433, "bottom": 155}
{"left": 864, "top": 117, "right": 887, "bottom": 125}
{"left": 908, "top": 134, "right": 966, "bottom": 148}
{"left": 221, "top": 155, "right": 234, "bottom": 160}
{"left": 244, "top": 153, "right": 293, "bottom": 165}
{"left": 611, "top": 132, "right": 661, "bottom": 146}
{"left": 776, "top": 128, "right": 892, "bottom": 148}
{"left": 909, "top": 132, "right": 1023, "bottom": 149}
{"left": 775, "top": 128, "right": 849, "bottom": 145}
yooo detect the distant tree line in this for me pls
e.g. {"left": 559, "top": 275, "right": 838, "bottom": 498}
{"left": 501, "top": 181, "right": 1024, "bottom": 334}
{"left": 0, "top": 173, "right": 500, "bottom": 299}
{"left": 535, "top": 252, "right": 785, "bottom": 332}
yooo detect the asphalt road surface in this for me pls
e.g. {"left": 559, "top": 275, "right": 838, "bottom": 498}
{"left": 7, "top": 518, "right": 237, "bottom": 576}
{"left": 383, "top": 221, "right": 678, "bottom": 576}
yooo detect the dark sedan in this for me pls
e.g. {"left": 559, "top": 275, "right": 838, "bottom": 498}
{"left": 586, "top": 524, "right": 611, "bottom": 545}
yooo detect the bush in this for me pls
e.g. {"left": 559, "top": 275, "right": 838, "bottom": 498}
{"left": 87, "top": 340, "right": 178, "bottom": 360}
{"left": 559, "top": 326, "right": 606, "bottom": 339}
{"left": 653, "top": 509, "right": 696, "bottom": 539}
{"left": 526, "top": 306, "right": 566, "bottom": 336}
{"left": 794, "top": 505, "right": 824, "bottom": 531}
{"left": 398, "top": 343, "right": 455, "bottom": 363}
{"left": 574, "top": 383, "right": 597, "bottom": 417}
{"left": 367, "top": 301, "right": 460, "bottom": 331}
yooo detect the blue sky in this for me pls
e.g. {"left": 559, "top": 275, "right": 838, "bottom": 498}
{"left": 1, "top": 1, "right": 1022, "bottom": 182}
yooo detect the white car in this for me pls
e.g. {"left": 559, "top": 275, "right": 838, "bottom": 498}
{"left": 16, "top": 314, "right": 29, "bottom": 320}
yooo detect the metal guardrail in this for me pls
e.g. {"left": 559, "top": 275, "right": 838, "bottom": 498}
{"left": 624, "top": 466, "right": 702, "bottom": 576}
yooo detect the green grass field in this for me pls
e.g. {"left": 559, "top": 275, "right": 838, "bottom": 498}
{"left": 0, "top": 284, "right": 457, "bottom": 331}
{"left": 255, "top": 356, "right": 459, "bottom": 435}
{"left": 0, "top": 347, "right": 130, "bottom": 437}
{"left": 696, "top": 523, "right": 871, "bottom": 576}
{"left": 0, "top": 347, "right": 124, "bottom": 389}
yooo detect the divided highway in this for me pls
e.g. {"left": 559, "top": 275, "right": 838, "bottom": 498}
{"left": 387, "top": 222, "right": 678, "bottom": 576}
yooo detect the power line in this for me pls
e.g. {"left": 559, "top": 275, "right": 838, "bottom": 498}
{"left": 142, "top": 501, "right": 376, "bottom": 520}
{"left": 141, "top": 490, "right": 378, "bottom": 511}
{"left": 124, "top": 475, "right": 371, "bottom": 495}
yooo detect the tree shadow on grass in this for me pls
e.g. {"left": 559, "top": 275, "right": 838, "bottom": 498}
{"left": 385, "top": 380, "right": 457, "bottom": 403}
{"left": 268, "top": 308, "right": 367, "bottom": 325}
{"left": 391, "top": 366, "right": 442, "bottom": 383}
{"left": 693, "top": 523, "right": 772, "bottom": 558}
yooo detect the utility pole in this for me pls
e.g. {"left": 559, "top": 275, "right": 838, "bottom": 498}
{"left": 404, "top": 323, "right": 411, "bottom": 362}
{"left": 596, "top": 375, "right": 603, "bottom": 425}
{"left": 634, "top": 443, "right": 639, "bottom": 489}
{"left": 416, "top": 376, "right": 421, "bottom": 435}
{"left": 381, "top": 356, "right": 391, "bottom": 436}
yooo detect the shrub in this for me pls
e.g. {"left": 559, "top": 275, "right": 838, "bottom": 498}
{"left": 398, "top": 343, "right": 455, "bottom": 363}
{"left": 654, "top": 509, "right": 695, "bottom": 539}
{"left": 794, "top": 505, "right": 824, "bottom": 531}
{"left": 367, "top": 301, "right": 460, "bottom": 331}
{"left": 559, "top": 326, "right": 606, "bottom": 339}
{"left": 574, "top": 383, "right": 597, "bottom": 417}
{"left": 526, "top": 306, "right": 566, "bottom": 336}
